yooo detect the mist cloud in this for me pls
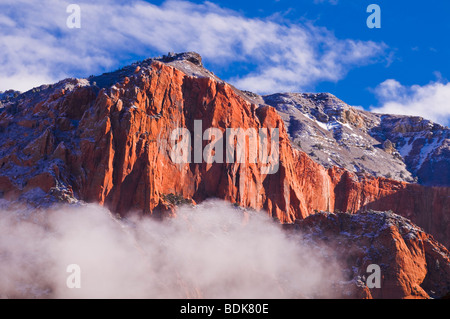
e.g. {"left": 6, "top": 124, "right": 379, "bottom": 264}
{"left": 0, "top": 199, "right": 343, "bottom": 298}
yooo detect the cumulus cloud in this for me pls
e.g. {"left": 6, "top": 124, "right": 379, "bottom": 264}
{"left": 0, "top": 200, "right": 343, "bottom": 298}
{"left": 370, "top": 79, "right": 450, "bottom": 126}
{"left": 0, "top": 0, "right": 386, "bottom": 93}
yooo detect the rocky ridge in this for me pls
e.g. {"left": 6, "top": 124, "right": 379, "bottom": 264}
{"left": 287, "top": 210, "right": 450, "bottom": 299}
{"left": 258, "top": 92, "right": 449, "bottom": 186}
{"left": 0, "top": 52, "right": 449, "bottom": 244}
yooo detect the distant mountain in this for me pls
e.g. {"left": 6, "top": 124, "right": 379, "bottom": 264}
{"left": 238, "top": 91, "right": 449, "bottom": 187}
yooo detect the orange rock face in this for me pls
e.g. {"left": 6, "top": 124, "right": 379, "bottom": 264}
{"left": 0, "top": 58, "right": 449, "bottom": 249}
{"left": 288, "top": 211, "right": 450, "bottom": 299}
{"left": 329, "top": 168, "right": 450, "bottom": 247}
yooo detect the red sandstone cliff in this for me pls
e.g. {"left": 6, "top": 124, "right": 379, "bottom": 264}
{"left": 0, "top": 53, "right": 449, "bottom": 248}
{"left": 287, "top": 210, "right": 450, "bottom": 299}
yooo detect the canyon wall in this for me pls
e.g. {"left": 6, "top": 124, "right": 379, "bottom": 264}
{"left": 0, "top": 58, "right": 448, "bottom": 247}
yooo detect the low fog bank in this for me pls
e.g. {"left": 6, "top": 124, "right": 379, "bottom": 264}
{"left": 0, "top": 199, "right": 343, "bottom": 298}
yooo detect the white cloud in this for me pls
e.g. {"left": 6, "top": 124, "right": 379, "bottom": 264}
{"left": 371, "top": 79, "right": 450, "bottom": 126}
{"left": 0, "top": 0, "right": 386, "bottom": 93}
{"left": 231, "top": 29, "right": 385, "bottom": 93}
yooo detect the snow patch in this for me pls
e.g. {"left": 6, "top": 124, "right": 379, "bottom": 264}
{"left": 398, "top": 138, "right": 414, "bottom": 157}
{"left": 417, "top": 138, "right": 440, "bottom": 169}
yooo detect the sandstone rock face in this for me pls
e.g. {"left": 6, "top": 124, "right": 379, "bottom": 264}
{"left": 0, "top": 52, "right": 449, "bottom": 249}
{"left": 287, "top": 210, "right": 450, "bottom": 299}
{"left": 328, "top": 167, "right": 450, "bottom": 247}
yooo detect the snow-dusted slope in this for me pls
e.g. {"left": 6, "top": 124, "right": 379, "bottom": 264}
{"left": 370, "top": 115, "right": 449, "bottom": 186}
{"left": 258, "top": 92, "right": 449, "bottom": 186}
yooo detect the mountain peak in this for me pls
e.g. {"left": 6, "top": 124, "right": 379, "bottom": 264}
{"left": 155, "top": 51, "right": 203, "bottom": 67}
{"left": 87, "top": 51, "right": 219, "bottom": 90}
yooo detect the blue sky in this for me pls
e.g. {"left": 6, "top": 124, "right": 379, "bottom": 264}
{"left": 1, "top": 0, "right": 449, "bottom": 125}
